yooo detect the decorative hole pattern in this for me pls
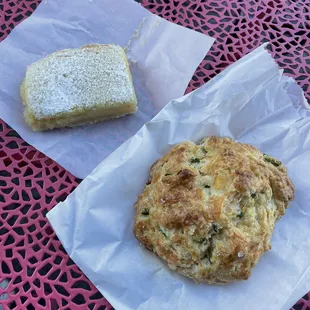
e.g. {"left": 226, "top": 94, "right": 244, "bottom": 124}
{"left": 137, "top": 0, "right": 310, "bottom": 101}
{"left": 0, "top": 121, "right": 111, "bottom": 309}
{"left": 0, "top": 0, "right": 310, "bottom": 309}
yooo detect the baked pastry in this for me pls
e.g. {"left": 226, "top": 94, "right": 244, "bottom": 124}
{"left": 21, "top": 44, "right": 137, "bottom": 131}
{"left": 134, "top": 136, "right": 294, "bottom": 284}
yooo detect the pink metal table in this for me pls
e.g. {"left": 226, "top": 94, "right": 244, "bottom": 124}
{"left": 0, "top": 0, "right": 309, "bottom": 309}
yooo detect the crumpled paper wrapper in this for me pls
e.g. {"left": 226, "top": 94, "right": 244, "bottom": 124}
{"left": 47, "top": 44, "right": 310, "bottom": 310}
{"left": 0, "top": 0, "right": 214, "bottom": 178}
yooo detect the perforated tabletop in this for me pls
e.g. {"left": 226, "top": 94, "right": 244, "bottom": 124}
{"left": 0, "top": 0, "right": 309, "bottom": 309}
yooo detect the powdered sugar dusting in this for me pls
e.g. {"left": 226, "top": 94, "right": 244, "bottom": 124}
{"left": 24, "top": 44, "right": 136, "bottom": 118}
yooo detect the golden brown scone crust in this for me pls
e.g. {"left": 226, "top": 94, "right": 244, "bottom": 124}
{"left": 133, "top": 136, "right": 294, "bottom": 284}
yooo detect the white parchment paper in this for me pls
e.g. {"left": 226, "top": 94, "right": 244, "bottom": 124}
{"left": 0, "top": 0, "right": 214, "bottom": 178}
{"left": 47, "top": 45, "right": 310, "bottom": 310}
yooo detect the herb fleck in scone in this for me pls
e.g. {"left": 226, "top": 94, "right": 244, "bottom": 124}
{"left": 133, "top": 136, "right": 294, "bottom": 284}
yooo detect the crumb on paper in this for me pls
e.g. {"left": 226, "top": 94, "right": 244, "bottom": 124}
{"left": 124, "top": 18, "right": 146, "bottom": 53}
{"left": 140, "top": 17, "right": 161, "bottom": 47}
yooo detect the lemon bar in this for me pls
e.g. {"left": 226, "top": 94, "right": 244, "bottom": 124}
{"left": 21, "top": 44, "right": 137, "bottom": 131}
